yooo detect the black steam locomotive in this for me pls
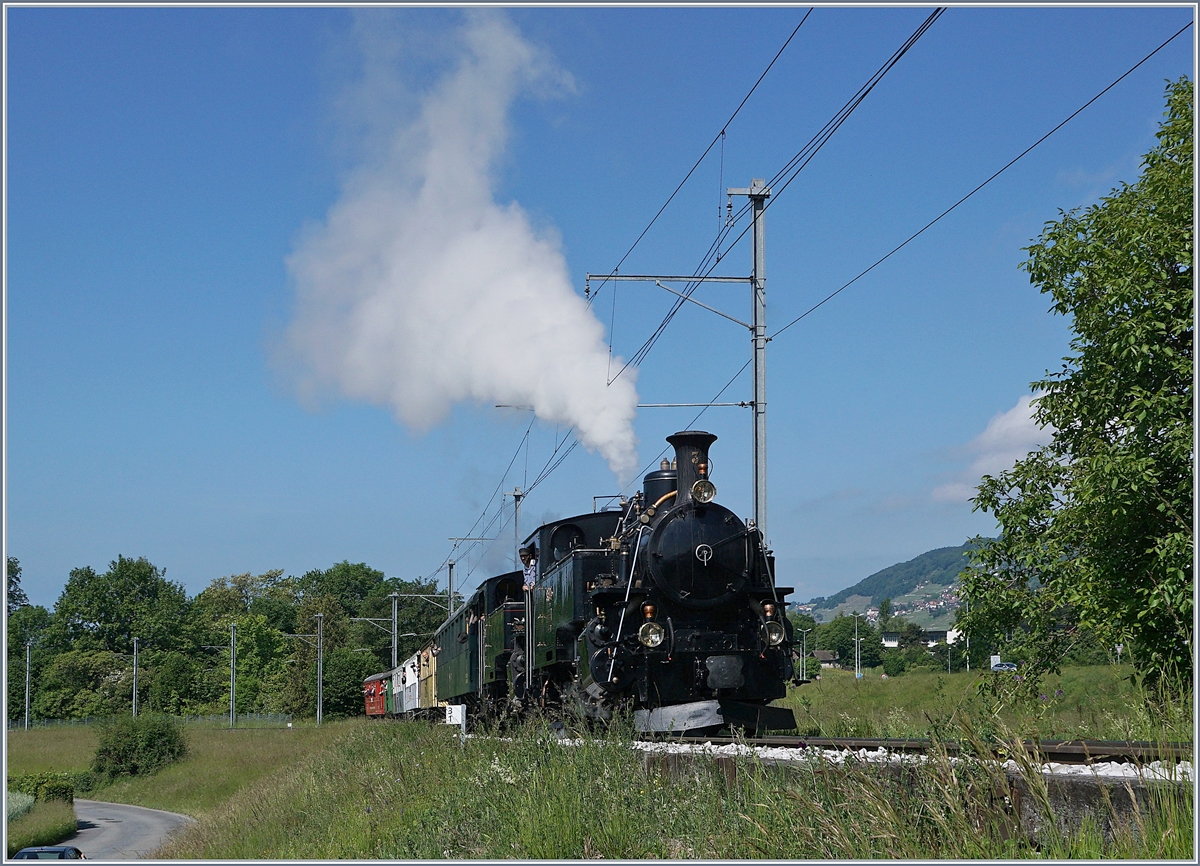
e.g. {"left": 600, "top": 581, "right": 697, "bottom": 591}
{"left": 432, "top": 430, "right": 797, "bottom": 734}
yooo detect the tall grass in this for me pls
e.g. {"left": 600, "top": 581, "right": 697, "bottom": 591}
{"left": 779, "top": 664, "right": 1194, "bottom": 742}
{"left": 6, "top": 800, "right": 77, "bottom": 856}
{"left": 157, "top": 716, "right": 1193, "bottom": 860}
{"left": 6, "top": 728, "right": 97, "bottom": 775}
{"left": 7, "top": 791, "right": 35, "bottom": 822}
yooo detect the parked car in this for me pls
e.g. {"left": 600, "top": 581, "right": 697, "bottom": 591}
{"left": 12, "top": 847, "right": 86, "bottom": 859}
{"left": 990, "top": 661, "right": 1019, "bottom": 672}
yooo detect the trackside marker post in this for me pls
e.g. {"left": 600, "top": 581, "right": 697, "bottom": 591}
{"left": 445, "top": 704, "right": 466, "bottom": 747}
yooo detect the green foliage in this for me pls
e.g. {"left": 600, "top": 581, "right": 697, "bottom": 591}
{"left": 7, "top": 772, "right": 94, "bottom": 802}
{"left": 7, "top": 605, "right": 52, "bottom": 721}
{"left": 156, "top": 718, "right": 1192, "bottom": 860}
{"left": 881, "top": 648, "right": 906, "bottom": 677}
{"left": 32, "top": 649, "right": 133, "bottom": 719}
{"left": 816, "top": 613, "right": 881, "bottom": 669}
{"left": 91, "top": 714, "right": 189, "bottom": 780}
{"left": 962, "top": 79, "right": 1194, "bottom": 689}
{"left": 8, "top": 556, "right": 29, "bottom": 614}
{"left": 323, "top": 647, "right": 382, "bottom": 718}
{"left": 47, "top": 556, "right": 189, "bottom": 654}
{"left": 147, "top": 651, "right": 203, "bottom": 715}
{"left": 298, "top": 561, "right": 385, "bottom": 618}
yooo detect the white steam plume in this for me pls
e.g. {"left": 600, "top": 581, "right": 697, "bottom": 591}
{"left": 283, "top": 13, "right": 639, "bottom": 478}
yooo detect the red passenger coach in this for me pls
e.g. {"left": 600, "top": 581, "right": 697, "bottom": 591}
{"left": 363, "top": 671, "right": 390, "bottom": 718}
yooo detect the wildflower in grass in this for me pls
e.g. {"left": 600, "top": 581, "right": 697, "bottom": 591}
{"left": 1055, "top": 689, "right": 1064, "bottom": 697}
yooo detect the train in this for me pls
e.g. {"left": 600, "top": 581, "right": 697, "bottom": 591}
{"left": 364, "top": 430, "right": 799, "bottom": 734}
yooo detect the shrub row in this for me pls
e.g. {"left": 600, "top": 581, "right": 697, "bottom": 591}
{"left": 7, "top": 772, "right": 94, "bottom": 803}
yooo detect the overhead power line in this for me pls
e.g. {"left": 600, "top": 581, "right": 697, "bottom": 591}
{"left": 626, "top": 17, "right": 1192, "bottom": 489}
{"left": 608, "top": 8, "right": 945, "bottom": 386}
{"left": 770, "top": 18, "right": 1194, "bottom": 341}
{"left": 587, "top": 9, "right": 814, "bottom": 308}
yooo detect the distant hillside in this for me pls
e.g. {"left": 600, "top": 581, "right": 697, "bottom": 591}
{"left": 808, "top": 542, "right": 981, "bottom": 611}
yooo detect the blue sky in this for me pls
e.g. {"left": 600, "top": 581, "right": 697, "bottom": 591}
{"left": 5, "top": 5, "right": 1194, "bottom": 610}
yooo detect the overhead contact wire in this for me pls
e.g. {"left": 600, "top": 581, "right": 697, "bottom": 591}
{"left": 588, "top": 9, "right": 813, "bottom": 307}
{"left": 770, "top": 18, "right": 1194, "bottom": 342}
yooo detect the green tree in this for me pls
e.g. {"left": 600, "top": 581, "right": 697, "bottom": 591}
{"left": 147, "top": 652, "right": 202, "bottom": 715}
{"left": 961, "top": 79, "right": 1193, "bottom": 688}
{"left": 6, "top": 605, "right": 52, "bottom": 721}
{"left": 878, "top": 598, "right": 893, "bottom": 630}
{"left": 299, "top": 562, "right": 385, "bottom": 618}
{"left": 33, "top": 649, "right": 132, "bottom": 719}
{"left": 47, "top": 556, "right": 190, "bottom": 655}
{"left": 817, "top": 614, "right": 881, "bottom": 671}
{"left": 322, "top": 647, "right": 380, "bottom": 718}
{"left": 282, "top": 595, "right": 350, "bottom": 718}
{"left": 8, "top": 556, "right": 29, "bottom": 614}
{"left": 353, "top": 577, "right": 448, "bottom": 670}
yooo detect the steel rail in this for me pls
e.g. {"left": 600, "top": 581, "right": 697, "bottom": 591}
{"left": 647, "top": 734, "right": 1192, "bottom": 766}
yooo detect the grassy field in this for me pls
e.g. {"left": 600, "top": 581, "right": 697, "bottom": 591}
{"left": 6, "top": 722, "right": 348, "bottom": 818}
{"left": 155, "top": 717, "right": 1192, "bottom": 860}
{"left": 6, "top": 727, "right": 98, "bottom": 775}
{"left": 7, "top": 666, "right": 1191, "bottom": 859}
{"left": 778, "top": 664, "right": 1193, "bottom": 742}
{"left": 6, "top": 800, "right": 78, "bottom": 856}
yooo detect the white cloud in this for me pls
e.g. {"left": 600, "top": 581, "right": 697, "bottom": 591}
{"left": 932, "top": 394, "right": 1054, "bottom": 503}
{"left": 279, "top": 12, "right": 640, "bottom": 480}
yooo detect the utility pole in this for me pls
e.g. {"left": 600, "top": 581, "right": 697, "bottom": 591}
{"left": 24, "top": 640, "right": 32, "bottom": 731}
{"left": 390, "top": 592, "right": 398, "bottom": 669}
{"left": 585, "top": 176, "right": 772, "bottom": 547}
{"left": 852, "top": 613, "right": 863, "bottom": 679}
{"left": 447, "top": 561, "right": 456, "bottom": 617}
{"left": 728, "top": 178, "right": 771, "bottom": 544}
{"left": 799, "top": 627, "right": 813, "bottom": 681}
{"left": 230, "top": 623, "right": 237, "bottom": 729}
{"left": 350, "top": 590, "right": 402, "bottom": 670}
{"left": 132, "top": 637, "right": 139, "bottom": 718}
{"left": 314, "top": 614, "right": 324, "bottom": 725}
{"left": 510, "top": 488, "right": 524, "bottom": 570}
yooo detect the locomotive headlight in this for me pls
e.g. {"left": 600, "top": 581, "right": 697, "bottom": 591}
{"left": 761, "top": 620, "right": 786, "bottom": 646}
{"left": 638, "top": 621, "right": 666, "bottom": 648}
{"left": 691, "top": 479, "right": 716, "bottom": 504}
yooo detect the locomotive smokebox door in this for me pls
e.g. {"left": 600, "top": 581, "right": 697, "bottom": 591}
{"left": 705, "top": 655, "right": 745, "bottom": 689}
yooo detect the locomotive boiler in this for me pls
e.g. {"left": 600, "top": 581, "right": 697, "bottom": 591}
{"left": 427, "top": 430, "right": 798, "bottom": 734}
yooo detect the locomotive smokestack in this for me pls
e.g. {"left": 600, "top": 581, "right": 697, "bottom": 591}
{"left": 666, "top": 430, "right": 717, "bottom": 507}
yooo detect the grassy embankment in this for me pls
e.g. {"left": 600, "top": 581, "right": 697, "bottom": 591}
{"left": 6, "top": 721, "right": 345, "bottom": 818}
{"left": 9, "top": 666, "right": 1191, "bottom": 859}
{"left": 778, "top": 664, "right": 1193, "bottom": 742}
{"left": 153, "top": 716, "right": 1192, "bottom": 860}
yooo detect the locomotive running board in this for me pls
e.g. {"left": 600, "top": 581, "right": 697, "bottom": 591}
{"left": 635, "top": 700, "right": 796, "bottom": 734}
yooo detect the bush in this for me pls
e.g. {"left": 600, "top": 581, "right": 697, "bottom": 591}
{"left": 91, "top": 714, "right": 188, "bottom": 779}
{"left": 7, "top": 772, "right": 94, "bottom": 802}
{"left": 881, "top": 649, "right": 906, "bottom": 677}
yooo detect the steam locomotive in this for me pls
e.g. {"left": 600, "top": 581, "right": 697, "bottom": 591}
{"left": 366, "top": 430, "right": 798, "bottom": 734}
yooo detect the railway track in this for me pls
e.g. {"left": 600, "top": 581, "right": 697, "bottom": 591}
{"left": 650, "top": 734, "right": 1193, "bottom": 766}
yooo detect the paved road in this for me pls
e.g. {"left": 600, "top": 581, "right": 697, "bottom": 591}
{"left": 65, "top": 800, "right": 195, "bottom": 860}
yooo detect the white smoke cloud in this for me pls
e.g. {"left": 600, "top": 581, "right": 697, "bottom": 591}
{"left": 282, "top": 12, "right": 639, "bottom": 479}
{"left": 932, "top": 394, "right": 1055, "bottom": 503}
